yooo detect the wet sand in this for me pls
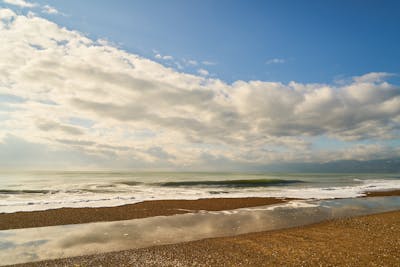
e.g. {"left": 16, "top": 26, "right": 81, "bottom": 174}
{"left": 1, "top": 189, "right": 400, "bottom": 230}
{"left": 11, "top": 210, "right": 400, "bottom": 267}
{"left": 365, "top": 189, "right": 400, "bottom": 197}
{"left": 0, "top": 197, "right": 292, "bottom": 230}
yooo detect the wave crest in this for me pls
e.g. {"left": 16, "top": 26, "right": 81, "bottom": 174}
{"left": 158, "top": 179, "right": 303, "bottom": 187}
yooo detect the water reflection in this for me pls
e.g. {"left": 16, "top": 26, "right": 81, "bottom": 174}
{"left": 0, "top": 196, "right": 399, "bottom": 266}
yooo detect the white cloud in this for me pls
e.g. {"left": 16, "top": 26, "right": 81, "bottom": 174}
{"left": 42, "top": 5, "right": 58, "bottom": 14}
{"left": 184, "top": 59, "right": 198, "bottom": 66}
{"left": 266, "top": 58, "right": 285, "bottom": 64}
{"left": 197, "top": 68, "right": 209, "bottom": 76}
{"left": 352, "top": 72, "right": 392, "bottom": 83}
{"left": 0, "top": 9, "right": 399, "bottom": 169}
{"left": 154, "top": 53, "right": 173, "bottom": 60}
{"left": 3, "top": 0, "right": 36, "bottom": 8}
{"left": 174, "top": 61, "right": 184, "bottom": 70}
{"left": 202, "top": 60, "right": 217, "bottom": 66}
{"left": 0, "top": 7, "right": 15, "bottom": 19}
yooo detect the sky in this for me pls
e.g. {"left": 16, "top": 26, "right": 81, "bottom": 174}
{"left": 0, "top": 0, "right": 399, "bottom": 170}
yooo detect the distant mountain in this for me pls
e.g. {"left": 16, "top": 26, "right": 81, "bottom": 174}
{"left": 260, "top": 158, "right": 400, "bottom": 173}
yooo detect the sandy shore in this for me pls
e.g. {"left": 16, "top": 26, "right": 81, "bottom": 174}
{"left": 365, "top": 189, "right": 400, "bottom": 197}
{"left": 0, "top": 197, "right": 293, "bottom": 230}
{"left": 11, "top": 210, "right": 400, "bottom": 267}
{"left": 1, "top": 189, "right": 400, "bottom": 230}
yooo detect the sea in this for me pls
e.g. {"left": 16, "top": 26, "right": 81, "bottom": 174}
{"left": 0, "top": 171, "right": 399, "bottom": 213}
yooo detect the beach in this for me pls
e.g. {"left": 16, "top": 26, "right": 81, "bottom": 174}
{"left": 1, "top": 189, "right": 399, "bottom": 231}
{"left": 0, "top": 197, "right": 292, "bottom": 230}
{"left": 10, "top": 210, "right": 400, "bottom": 267}
{"left": 1, "top": 173, "right": 400, "bottom": 266}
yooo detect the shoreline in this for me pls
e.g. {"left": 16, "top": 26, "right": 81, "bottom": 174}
{"left": 10, "top": 210, "right": 400, "bottom": 267}
{"left": 0, "top": 197, "right": 293, "bottom": 230}
{"left": 1, "top": 189, "right": 400, "bottom": 230}
{"left": 364, "top": 189, "right": 400, "bottom": 197}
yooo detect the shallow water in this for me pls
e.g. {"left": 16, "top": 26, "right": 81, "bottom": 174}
{"left": 0, "top": 171, "right": 399, "bottom": 213}
{"left": 0, "top": 196, "right": 399, "bottom": 265}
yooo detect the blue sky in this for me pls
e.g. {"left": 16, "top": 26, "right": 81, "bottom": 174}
{"left": 6, "top": 0, "right": 400, "bottom": 83}
{"left": 0, "top": 0, "right": 399, "bottom": 170}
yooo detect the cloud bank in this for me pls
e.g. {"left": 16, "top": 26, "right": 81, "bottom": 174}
{"left": 0, "top": 9, "right": 399, "bottom": 169}
{"left": 3, "top": 0, "right": 36, "bottom": 8}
